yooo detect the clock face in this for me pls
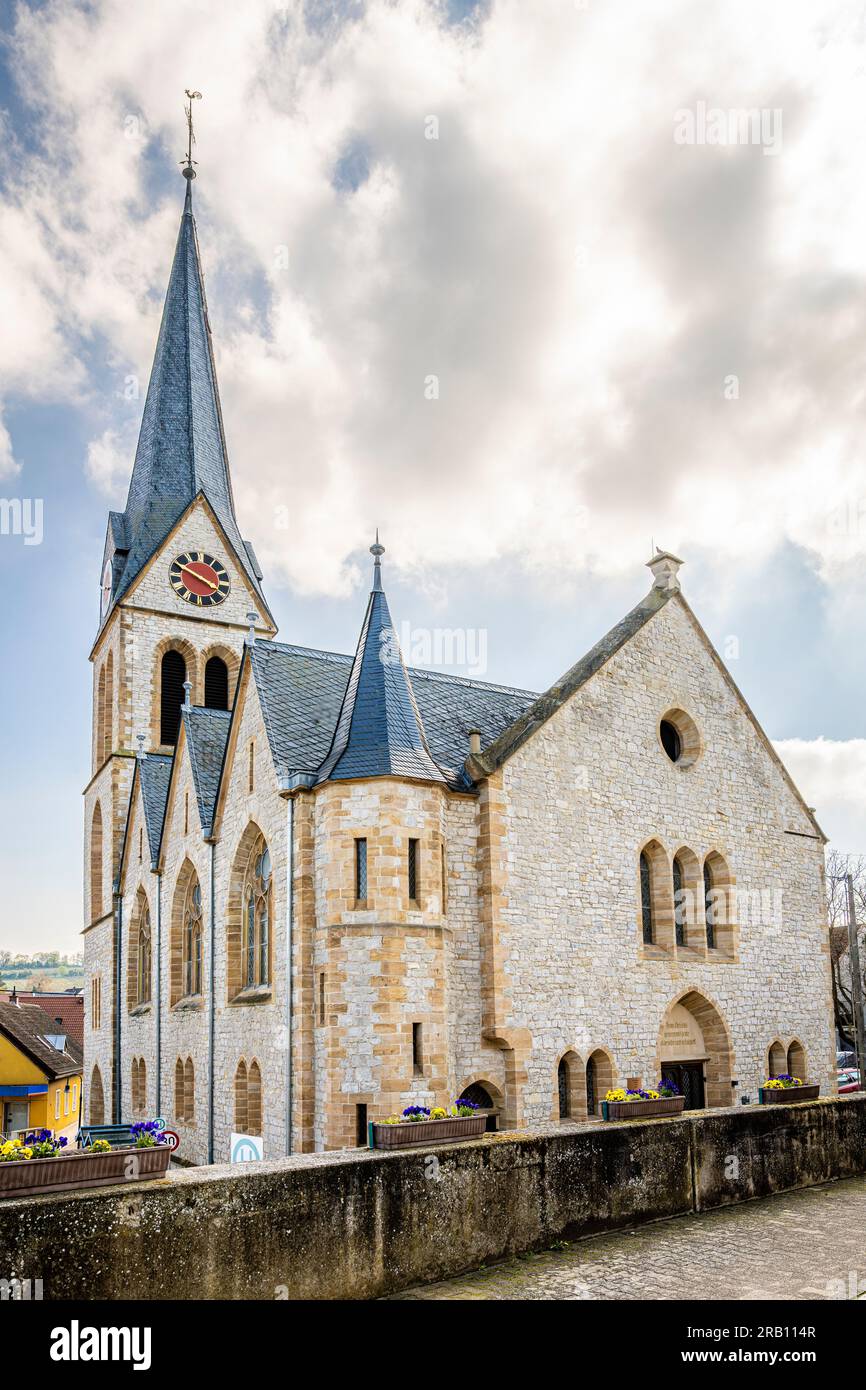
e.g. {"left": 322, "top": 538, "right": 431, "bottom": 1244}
{"left": 170, "top": 552, "right": 230, "bottom": 607}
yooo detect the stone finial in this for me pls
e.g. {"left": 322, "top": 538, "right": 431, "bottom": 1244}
{"left": 136, "top": 733, "right": 146, "bottom": 761}
{"left": 370, "top": 530, "right": 385, "bottom": 593}
{"left": 468, "top": 729, "right": 482, "bottom": 756}
{"left": 182, "top": 680, "right": 192, "bottom": 711}
{"left": 245, "top": 611, "right": 259, "bottom": 647}
{"left": 646, "top": 549, "right": 684, "bottom": 593}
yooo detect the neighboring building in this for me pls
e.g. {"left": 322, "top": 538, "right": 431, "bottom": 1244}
{"left": 0, "top": 991, "right": 84, "bottom": 1050}
{"left": 83, "top": 161, "right": 836, "bottom": 1163}
{"left": 0, "top": 1001, "right": 83, "bottom": 1140}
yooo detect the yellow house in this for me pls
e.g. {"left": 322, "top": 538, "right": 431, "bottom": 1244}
{"left": 0, "top": 1000, "right": 83, "bottom": 1142}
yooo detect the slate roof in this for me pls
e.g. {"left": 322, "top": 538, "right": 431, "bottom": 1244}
{"left": 0, "top": 1002, "right": 83, "bottom": 1080}
{"left": 250, "top": 639, "right": 536, "bottom": 790}
{"left": 316, "top": 554, "right": 448, "bottom": 784}
{"left": 139, "top": 755, "right": 173, "bottom": 864}
{"left": 98, "top": 180, "right": 267, "bottom": 630}
{"left": 182, "top": 706, "right": 232, "bottom": 836}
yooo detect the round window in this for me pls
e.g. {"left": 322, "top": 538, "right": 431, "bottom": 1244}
{"left": 658, "top": 708, "right": 701, "bottom": 768}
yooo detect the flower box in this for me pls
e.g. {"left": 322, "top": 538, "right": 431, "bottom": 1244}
{"left": 759, "top": 1084, "right": 820, "bottom": 1105}
{"left": 370, "top": 1114, "right": 487, "bottom": 1149}
{"left": 0, "top": 1144, "right": 171, "bottom": 1199}
{"left": 601, "top": 1096, "right": 686, "bottom": 1121}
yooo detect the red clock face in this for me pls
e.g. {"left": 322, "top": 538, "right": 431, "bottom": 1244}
{"left": 169, "top": 552, "right": 230, "bottom": 607}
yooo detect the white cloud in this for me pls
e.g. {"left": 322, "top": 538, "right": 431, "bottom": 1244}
{"left": 774, "top": 737, "right": 866, "bottom": 854}
{"left": 85, "top": 427, "right": 135, "bottom": 500}
{"left": 0, "top": 408, "right": 19, "bottom": 480}
{"left": 0, "top": 0, "right": 864, "bottom": 600}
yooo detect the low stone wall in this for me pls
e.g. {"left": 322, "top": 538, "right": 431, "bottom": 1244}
{"left": 2, "top": 1096, "right": 864, "bottom": 1300}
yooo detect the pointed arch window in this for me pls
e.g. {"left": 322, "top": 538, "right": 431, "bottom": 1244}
{"left": 160, "top": 650, "right": 186, "bottom": 745}
{"left": 639, "top": 851, "right": 653, "bottom": 944}
{"left": 204, "top": 655, "right": 229, "bottom": 710}
{"left": 672, "top": 855, "right": 686, "bottom": 948}
{"left": 182, "top": 875, "right": 203, "bottom": 997}
{"left": 243, "top": 835, "right": 272, "bottom": 988}
{"left": 703, "top": 861, "right": 716, "bottom": 949}
{"left": 134, "top": 896, "right": 152, "bottom": 1007}
{"left": 184, "top": 1058, "right": 195, "bottom": 1124}
{"left": 90, "top": 802, "right": 104, "bottom": 921}
{"left": 103, "top": 651, "right": 113, "bottom": 761}
{"left": 90, "top": 1065, "right": 105, "bottom": 1125}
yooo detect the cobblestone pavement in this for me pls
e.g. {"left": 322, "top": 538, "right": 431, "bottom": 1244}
{"left": 390, "top": 1178, "right": 866, "bottom": 1300}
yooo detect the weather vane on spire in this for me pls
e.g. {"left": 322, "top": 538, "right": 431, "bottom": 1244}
{"left": 181, "top": 88, "right": 202, "bottom": 180}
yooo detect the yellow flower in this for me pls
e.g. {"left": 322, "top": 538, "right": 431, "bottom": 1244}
{"left": 644, "top": 1090, "right": 660, "bottom": 1100}
{"left": 605, "top": 1089, "right": 627, "bottom": 1102}
{"left": 430, "top": 1107, "right": 447, "bottom": 1119}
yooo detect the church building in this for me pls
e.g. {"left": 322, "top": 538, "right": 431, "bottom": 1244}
{"left": 83, "top": 163, "right": 836, "bottom": 1162}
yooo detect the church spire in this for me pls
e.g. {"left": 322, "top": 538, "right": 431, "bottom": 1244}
{"left": 316, "top": 538, "right": 446, "bottom": 785}
{"left": 100, "top": 94, "right": 267, "bottom": 622}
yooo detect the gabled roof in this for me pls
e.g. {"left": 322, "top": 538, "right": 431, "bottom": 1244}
{"left": 316, "top": 548, "right": 447, "bottom": 785}
{"left": 469, "top": 584, "right": 674, "bottom": 776}
{"left": 182, "top": 706, "right": 232, "bottom": 836}
{"left": 0, "top": 1002, "right": 83, "bottom": 1079}
{"left": 0, "top": 993, "right": 84, "bottom": 1050}
{"left": 98, "top": 179, "right": 268, "bottom": 630}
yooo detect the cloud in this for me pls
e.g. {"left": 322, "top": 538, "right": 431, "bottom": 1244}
{"left": 0, "top": 408, "right": 19, "bottom": 479}
{"left": 0, "top": 0, "right": 864, "bottom": 603}
{"left": 85, "top": 426, "right": 135, "bottom": 499}
{"left": 774, "top": 737, "right": 866, "bottom": 854}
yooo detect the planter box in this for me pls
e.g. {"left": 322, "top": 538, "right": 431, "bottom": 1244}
{"left": 759, "top": 1084, "right": 820, "bottom": 1105}
{"left": 0, "top": 1144, "right": 171, "bottom": 1199}
{"left": 370, "top": 1114, "right": 487, "bottom": 1149}
{"left": 601, "top": 1096, "right": 687, "bottom": 1121}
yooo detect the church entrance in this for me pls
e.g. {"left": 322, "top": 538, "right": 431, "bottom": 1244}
{"left": 657, "top": 992, "right": 734, "bottom": 1110}
{"left": 660, "top": 1061, "right": 705, "bottom": 1110}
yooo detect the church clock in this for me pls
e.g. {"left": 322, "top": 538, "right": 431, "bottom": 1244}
{"left": 170, "top": 552, "right": 231, "bottom": 607}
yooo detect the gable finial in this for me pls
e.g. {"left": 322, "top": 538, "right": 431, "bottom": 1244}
{"left": 246, "top": 611, "right": 259, "bottom": 647}
{"left": 181, "top": 89, "right": 202, "bottom": 183}
{"left": 182, "top": 679, "right": 192, "bottom": 711}
{"left": 136, "top": 733, "right": 146, "bottom": 762}
{"left": 370, "top": 529, "right": 385, "bottom": 592}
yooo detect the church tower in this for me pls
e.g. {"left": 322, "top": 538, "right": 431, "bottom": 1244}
{"left": 83, "top": 130, "right": 275, "bottom": 1120}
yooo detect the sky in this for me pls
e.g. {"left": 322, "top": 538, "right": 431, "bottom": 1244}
{"left": 0, "top": 0, "right": 864, "bottom": 954}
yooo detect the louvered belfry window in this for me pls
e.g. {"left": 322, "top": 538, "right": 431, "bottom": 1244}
{"left": 160, "top": 650, "right": 186, "bottom": 745}
{"left": 204, "top": 655, "right": 229, "bottom": 710}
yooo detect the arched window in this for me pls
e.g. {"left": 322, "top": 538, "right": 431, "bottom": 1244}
{"left": 768, "top": 1040, "right": 786, "bottom": 1078}
{"left": 96, "top": 664, "right": 106, "bottom": 765}
{"left": 131, "top": 1057, "right": 147, "bottom": 1116}
{"left": 204, "top": 655, "right": 229, "bottom": 710}
{"left": 160, "top": 650, "right": 186, "bottom": 745}
{"left": 673, "top": 855, "right": 686, "bottom": 948}
{"left": 243, "top": 835, "right": 272, "bottom": 989}
{"left": 129, "top": 890, "right": 152, "bottom": 1010}
{"left": 235, "top": 1059, "right": 248, "bottom": 1133}
{"left": 787, "top": 1040, "right": 806, "bottom": 1080}
{"left": 184, "top": 1057, "right": 195, "bottom": 1124}
{"left": 585, "top": 1055, "right": 597, "bottom": 1116}
{"left": 248, "top": 1060, "right": 262, "bottom": 1136}
{"left": 182, "top": 874, "right": 203, "bottom": 998}
{"left": 557, "top": 1058, "right": 571, "bottom": 1119}
{"left": 639, "top": 851, "right": 653, "bottom": 944}
{"left": 703, "top": 861, "right": 715, "bottom": 949}
{"left": 90, "top": 802, "right": 103, "bottom": 921}
{"left": 175, "top": 1057, "right": 185, "bottom": 1122}
{"left": 90, "top": 1064, "right": 105, "bottom": 1125}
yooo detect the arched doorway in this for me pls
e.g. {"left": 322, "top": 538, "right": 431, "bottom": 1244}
{"left": 556, "top": 1051, "right": 585, "bottom": 1120}
{"left": 658, "top": 991, "right": 734, "bottom": 1109}
{"left": 458, "top": 1080, "right": 503, "bottom": 1132}
{"left": 585, "top": 1049, "right": 614, "bottom": 1117}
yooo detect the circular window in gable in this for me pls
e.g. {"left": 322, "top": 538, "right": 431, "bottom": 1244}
{"left": 658, "top": 708, "right": 701, "bottom": 768}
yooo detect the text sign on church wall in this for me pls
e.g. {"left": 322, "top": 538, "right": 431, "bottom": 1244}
{"left": 660, "top": 1004, "right": 706, "bottom": 1061}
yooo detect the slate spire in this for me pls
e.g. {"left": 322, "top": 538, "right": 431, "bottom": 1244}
{"left": 102, "top": 164, "right": 266, "bottom": 619}
{"left": 316, "top": 539, "right": 446, "bottom": 784}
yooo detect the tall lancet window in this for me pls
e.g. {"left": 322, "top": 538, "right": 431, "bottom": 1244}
{"left": 672, "top": 856, "right": 686, "bottom": 948}
{"left": 243, "top": 835, "right": 272, "bottom": 988}
{"left": 703, "top": 861, "right": 716, "bottom": 950}
{"left": 182, "top": 876, "right": 203, "bottom": 997}
{"left": 639, "top": 851, "right": 654, "bottom": 944}
{"left": 160, "top": 650, "right": 186, "bottom": 745}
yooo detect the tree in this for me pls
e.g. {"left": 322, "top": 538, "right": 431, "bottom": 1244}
{"left": 827, "top": 850, "right": 866, "bottom": 1049}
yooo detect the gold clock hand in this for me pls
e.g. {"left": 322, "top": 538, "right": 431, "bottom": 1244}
{"left": 179, "top": 563, "right": 218, "bottom": 591}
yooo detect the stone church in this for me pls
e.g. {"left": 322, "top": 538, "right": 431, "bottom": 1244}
{"left": 83, "top": 169, "right": 836, "bottom": 1163}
